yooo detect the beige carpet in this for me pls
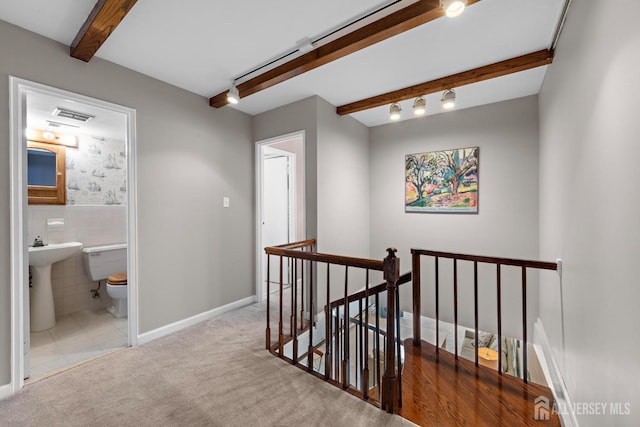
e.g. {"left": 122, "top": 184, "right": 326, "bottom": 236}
{"left": 0, "top": 302, "right": 416, "bottom": 427}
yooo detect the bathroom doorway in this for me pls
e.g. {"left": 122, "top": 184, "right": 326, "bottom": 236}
{"left": 9, "top": 77, "right": 138, "bottom": 391}
{"left": 256, "top": 132, "right": 305, "bottom": 302}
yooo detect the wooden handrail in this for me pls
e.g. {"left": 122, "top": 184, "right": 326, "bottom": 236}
{"left": 270, "top": 239, "right": 316, "bottom": 250}
{"left": 266, "top": 246, "right": 385, "bottom": 271}
{"left": 411, "top": 249, "right": 558, "bottom": 271}
{"left": 329, "top": 272, "right": 412, "bottom": 309}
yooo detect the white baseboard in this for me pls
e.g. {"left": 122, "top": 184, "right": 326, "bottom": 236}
{"left": 137, "top": 295, "right": 257, "bottom": 345}
{"left": 534, "top": 318, "right": 579, "bottom": 427}
{"left": 0, "top": 383, "right": 13, "bottom": 401}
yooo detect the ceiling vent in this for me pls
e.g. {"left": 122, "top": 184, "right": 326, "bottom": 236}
{"left": 52, "top": 107, "right": 95, "bottom": 122}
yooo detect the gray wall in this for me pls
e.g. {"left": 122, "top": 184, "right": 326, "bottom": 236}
{"left": 0, "top": 20, "right": 254, "bottom": 386}
{"left": 253, "top": 96, "right": 371, "bottom": 305}
{"left": 369, "top": 96, "right": 540, "bottom": 337}
{"left": 316, "top": 97, "right": 370, "bottom": 300}
{"left": 538, "top": 1, "right": 640, "bottom": 425}
{"left": 316, "top": 97, "right": 370, "bottom": 258}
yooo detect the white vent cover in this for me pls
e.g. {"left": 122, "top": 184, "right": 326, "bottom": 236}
{"left": 52, "top": 107, "right": 95, "bottom": 122}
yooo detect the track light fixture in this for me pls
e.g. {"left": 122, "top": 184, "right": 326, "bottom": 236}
{"left": 296, "top": 37, "right": 315, "bottom": 53}
{"left": 412, "top": 96, "right": 426, "bottom": 116}
{"left": 441, "top": 0, "right": 468, "bottom": 18}
{"left": 227, "top": 83, "right": 240, "bottom": 104}
{"left": 389, "top": 103, "right": 402, "bottom": 121}
{"left": 441, "top": 89, "right": 456, "bottom": 109}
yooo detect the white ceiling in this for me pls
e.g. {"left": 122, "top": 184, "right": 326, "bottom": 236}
{"left": 0, "top": 0, "right": 566, "bottom": 127}
{"left": 27, "top": 91, "right": 127, "bottom": 141}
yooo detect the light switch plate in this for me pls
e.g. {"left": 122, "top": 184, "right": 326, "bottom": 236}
{"left": 223, "top": 197, "right": 230, "bottom": 208}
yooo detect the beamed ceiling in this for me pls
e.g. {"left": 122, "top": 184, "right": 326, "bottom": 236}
{"left": 0, "top": 0, "right": 568, "bottom": 127}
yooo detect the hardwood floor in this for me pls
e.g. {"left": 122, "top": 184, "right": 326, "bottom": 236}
{"left": 397, "top": 339, "right": 560, "bottom": 426}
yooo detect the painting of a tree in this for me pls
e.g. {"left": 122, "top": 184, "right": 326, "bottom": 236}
{"left": 405, "top": 147, "right": 478, "bottom": 212}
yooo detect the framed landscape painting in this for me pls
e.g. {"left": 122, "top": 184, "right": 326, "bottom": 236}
{"left": 405, "top": 147, "right": 479, "bottom": 213}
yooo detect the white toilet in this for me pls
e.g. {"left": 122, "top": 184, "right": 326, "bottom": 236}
{"left": 82, "top": 243, "right": 128, "bottom": 318}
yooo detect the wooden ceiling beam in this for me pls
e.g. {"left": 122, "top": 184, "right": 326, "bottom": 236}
{"left": 70, "top": 0, "right": 138, "bottom": 62}
{"left": 336, "top": 49, "right": 554, "bottom": 115}
{"left": 210, "top": 0, "right": 482, "bottom": 108}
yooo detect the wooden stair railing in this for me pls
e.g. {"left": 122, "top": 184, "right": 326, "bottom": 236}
{"left": 411, "top": 249, "right": 559, "bottom": 381}
{"left": 327, "top": 271, "right": 412, "bottom": 408}
{"left": 264, "top": 240, "right": 408, "bottom": 412}
{"left": 399, "top": 249, "right": 561, "bottom": 426}
{"left": 264, "top": 242, "right": 560, "bottom": 421}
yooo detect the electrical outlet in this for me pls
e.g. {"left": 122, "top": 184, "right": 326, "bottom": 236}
{"left": 223, "top": 197, "right": 230, "bottom": 208}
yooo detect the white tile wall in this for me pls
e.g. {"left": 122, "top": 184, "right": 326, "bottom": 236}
{"left": 28, "top": 205, "right": 126, "bottom": 317}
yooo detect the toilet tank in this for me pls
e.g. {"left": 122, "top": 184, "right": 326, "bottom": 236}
{"left": 82, "top": 243, "right": 127, "bottom": 281}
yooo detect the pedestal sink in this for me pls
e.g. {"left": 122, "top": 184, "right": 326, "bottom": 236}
{"left": 29, "top": 242, "right": 83, "bottom": 331}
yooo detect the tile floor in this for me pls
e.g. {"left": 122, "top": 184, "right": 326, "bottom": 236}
{"left": 28, "top": 308, "right": 128, "bottom": 380}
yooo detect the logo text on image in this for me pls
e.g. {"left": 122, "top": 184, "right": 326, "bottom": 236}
{"left": 535, "top": 396, "right": 550, "bottom": 421}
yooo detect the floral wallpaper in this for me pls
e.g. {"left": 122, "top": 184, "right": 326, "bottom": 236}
{"left": 65, "top": 135, "right": 127, "bottom": 205}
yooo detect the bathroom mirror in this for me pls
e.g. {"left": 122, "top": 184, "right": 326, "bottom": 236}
{"left": 27, "top": 141, "right": 66, "bottom": 205}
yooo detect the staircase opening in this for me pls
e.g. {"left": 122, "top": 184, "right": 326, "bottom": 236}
{"left": 264, "top": 239, "right": 562, "bottom": 426}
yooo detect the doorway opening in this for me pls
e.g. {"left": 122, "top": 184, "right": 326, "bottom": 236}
{"left": 9, "top": 77, "right": 138, "bottom": 393}
{"left": 256, "top": 131, "right": 305, "bottom": 302}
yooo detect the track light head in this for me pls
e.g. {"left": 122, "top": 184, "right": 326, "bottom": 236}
{"left": 441, "top": 89, "right": 456, "bottom": 109}
{"left": 227, "top": 84, "right": 240, "bottom": 104}
{"left": 413, "top": 96, "right": 426, "bottom": 116}
{"left": 389, "top": 103, "right": 402, "bottom": 121}
{"left": 441, "top": 0, "right": 467, "bottom": 18}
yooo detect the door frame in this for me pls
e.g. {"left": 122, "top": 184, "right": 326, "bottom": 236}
{"left": 9, "top": 77, "right": 139, "bottom": 393}
{"left": 255, "top": 131, "right": 305, "bottom": 303}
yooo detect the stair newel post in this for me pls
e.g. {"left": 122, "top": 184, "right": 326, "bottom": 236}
{"left": 342, "top": 266, "right": 349, "bottom": 389}
{"left": 279, "top": 255, "right": 284, "bottom": 355}
{"left": 363, "top": 269, "right": 370, "bottom": 400}
{"left": 381, "top": 248, "right": 400, "bottom": 413}
{"left": 307, "top": 256, "right": 314, "bottom": 371}
{"left": 293, "top": 258, "right": 299, "bottom": 363}
{"left": 411, "top": 250, "right": 421, "bottom": 345}
{"left": 325, "top": 263, "right": 331, "bottom": 380}
{"left": 266, "top": 252, "right": 271, "bottom": 350}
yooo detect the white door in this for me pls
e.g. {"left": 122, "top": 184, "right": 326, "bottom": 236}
{"left": 263, "top": 155, "right": 292, "bottom": 286}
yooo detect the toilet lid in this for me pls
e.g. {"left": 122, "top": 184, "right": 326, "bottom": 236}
{"left": 108, "top": 272, "right": 127, "bottom": 285}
